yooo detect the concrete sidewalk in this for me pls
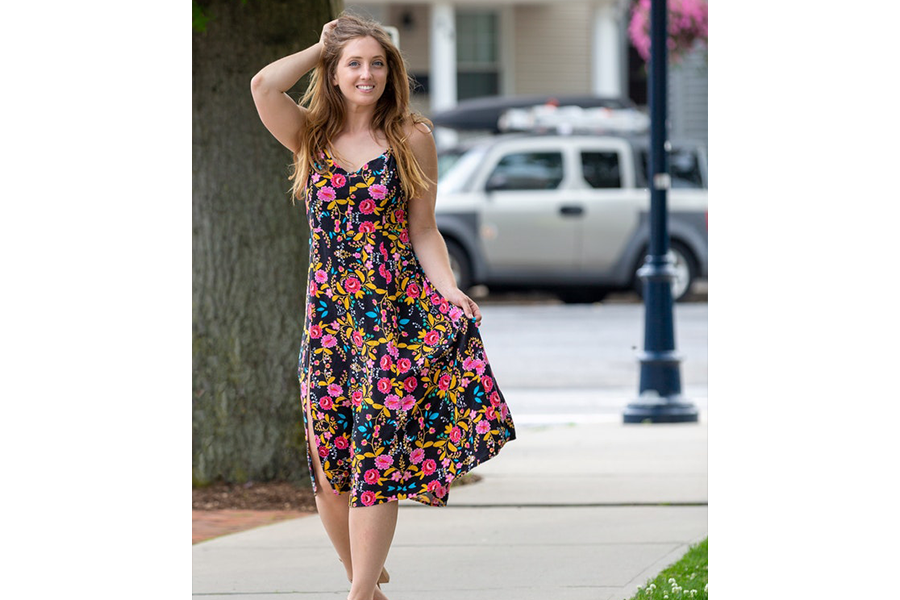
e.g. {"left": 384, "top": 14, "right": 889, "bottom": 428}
{"left": 193, "top": 411, "right": 708, "bottom": 600}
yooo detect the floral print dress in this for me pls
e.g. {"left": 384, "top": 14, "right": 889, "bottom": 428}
{"left": 298, "top": 147, "right": 516, "bottom": 508}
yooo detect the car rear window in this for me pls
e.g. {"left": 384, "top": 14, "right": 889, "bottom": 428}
{"left": 581, "top": 151, "right": 621, "bottom": 189}
{"left": 638, "top": 148, "right": 705, "bottom": 189}
{"left": 486, "top": 152, "right": 563, "bottom": 190}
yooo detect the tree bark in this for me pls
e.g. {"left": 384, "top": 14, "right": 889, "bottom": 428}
{"left": 192, "top": 0, "right": 339, "bottom": 485}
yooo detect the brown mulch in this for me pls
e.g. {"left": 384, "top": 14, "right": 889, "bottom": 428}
{"left": 192, "top": 474, "right": 482, "bottom": 544}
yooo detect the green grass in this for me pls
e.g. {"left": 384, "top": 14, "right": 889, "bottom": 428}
{"left": 629, "top": 538, "right": 708, "bottom": 599}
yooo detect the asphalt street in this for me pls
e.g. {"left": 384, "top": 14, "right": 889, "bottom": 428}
{"left": 474, "top": 299, "right": 708, "bottom": 425}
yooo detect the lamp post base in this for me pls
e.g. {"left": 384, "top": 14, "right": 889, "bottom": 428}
{"left": 623, "top": 391, "right": 699, "bottom": 423}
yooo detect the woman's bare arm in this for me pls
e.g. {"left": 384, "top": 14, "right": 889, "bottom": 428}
{"left": 250, "top": 20, "right": 336, "bottom": 152}
{"left": 406, "top": 123, "right": 482, "bottom": 324}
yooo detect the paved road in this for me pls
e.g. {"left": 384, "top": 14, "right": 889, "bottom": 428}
{"left": 474, "top": 301, "right": 708, "bottom": 425}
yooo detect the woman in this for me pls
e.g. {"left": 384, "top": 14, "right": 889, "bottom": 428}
{"left": 250, "top": 13, "right": 516, "bottom": 600}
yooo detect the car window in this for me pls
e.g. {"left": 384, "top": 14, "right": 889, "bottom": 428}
{"left": 486, "top": 152, "right": 564, "bottom": 191}
{"left": 638, "top": 148, "right": 705, "bottom": 189}
{"left": 581, "top": 151, "right": 621, "bottom": 189}
{"left": 438, "top": 145, "right": 488, "bottom": 193}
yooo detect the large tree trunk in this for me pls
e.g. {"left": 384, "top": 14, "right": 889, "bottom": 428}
{"left": 193, "top": 0, "right": 340, "bottom": 485}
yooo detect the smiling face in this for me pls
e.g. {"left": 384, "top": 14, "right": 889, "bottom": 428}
{"left": 331, "top": 36, "right": 389, "bottom": 107}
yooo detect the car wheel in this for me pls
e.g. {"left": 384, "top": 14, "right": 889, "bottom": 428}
{"left": 557, "top": 288, "right": 609, "bottom": 304}
{"left": 633, "top": 241, "right": 697, "bottom": 302}
{"left": 445, "top": 239, "right": 473, "bottom": 292}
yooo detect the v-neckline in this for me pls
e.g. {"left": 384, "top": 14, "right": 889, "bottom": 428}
{"left": 325, "top": 147, "right": 391, "bottom": 175}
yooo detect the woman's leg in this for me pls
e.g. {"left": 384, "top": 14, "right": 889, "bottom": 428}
{"left": 304, "top": 398, "right": 354, "bottom": 582}
{"left": 347, "top": 500, "right": 399, "bottom": 600}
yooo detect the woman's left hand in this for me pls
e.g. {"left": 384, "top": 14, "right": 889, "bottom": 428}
{"left": 443, "top": 288, "right": 482, "bottom": 326}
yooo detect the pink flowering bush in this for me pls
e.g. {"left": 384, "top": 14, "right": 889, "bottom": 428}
{"left": 628, "top": 0, "right": 708, "bottom": 65}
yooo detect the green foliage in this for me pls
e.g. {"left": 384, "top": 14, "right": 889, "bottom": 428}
{"left": 630, "top": 538, "right": 708, "bottom": 600}
{"left": 193, "top": 0, "right": 255, "bottom": 32}
{"left": 192, "top": 0, "right": 210, "bottom": 32}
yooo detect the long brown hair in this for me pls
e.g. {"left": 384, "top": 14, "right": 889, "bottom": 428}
{"left": 289, "top": 12, "right": 432, "bottom": 203}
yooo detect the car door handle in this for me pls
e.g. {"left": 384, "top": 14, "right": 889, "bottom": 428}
{"left": 559, "top": 205, "right": 584, "bottom": 217}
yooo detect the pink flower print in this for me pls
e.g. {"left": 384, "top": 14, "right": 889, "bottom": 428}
{"left": 401, "top": 395, "right": 415, "bottom": 411}
{"left": 463, "top": 357, "right": 476, "bottom": 371}
{"left": 476, "top": 420, "right": 491, "bottom": 434}
{"left": 375, "top": 454, "right": 394, "bottom": 469}
{"left": 318, "top": 444, "right": 329, "bottom": 458}
{"left": 449, "top": 306, "right": 463, "bottom": 321}
{"left": 359, "top": 221, "right": 376, "bottom": 233}
{"left": 309, "top": 324, "right": 322, "bottom": 339}
{"left": 399, "top": 230, "right": 409, "bottom": 243}
{"left": 352, "top": 330, "right": 364, "bottom": 347}
{"left": 438, "top": 374, "right": 452, "bottom": 391}
{"left": 427, "top": 480, "right": 447, "bottom": 498}
{"left": 327, "top": 383, "right": 342, "bottom": 397}
{"left": 360, "top": 491, "right": 376, "bottom": 506}
{"left": 321, "top": 334, "right": 337, "bottom": 348}
{"left": 319, "top": 396, "right": 333, "bottom": 411}
{"left": 308, "top": 281, "right": 317, "bottom": 296}
{"left": 391, "top": 471, "right": 403, "bottom": 481}
{"left": 490, "top": 391, "right": 501, "bottom": 406}
{"left": 449, "top": 426, "right": 462, "bottom": 444}
{"left": 377, "top": 377, "right": 392, "bottom": 394}
{"left": 499, "top": 403, "right": 509, "bottom": 420}
{"left": 439, "top": 299, "right": 449, "bottom": 314}
{"left": 315, "top": 269, "right": 328, "bottom": 283}
{"left": 317, "top": 186, "right": 336, "bottom": 202}
{"left": 430, "top": 293, "right": 441, "bottom": 305}
{"left": 485, "top": 406, "right": 496, "bottom": 420}
{"left": 380, "top": 354, "right": 392, "bottom": 370}
{"left": 334, "top": 436, "right": 348, "bottom": 449}
{"left": 351, "top": 390, "right": 364, "bottom": 406}
{"left": 394, "top": 209, "right": 405, "bottom": 222}
{"left": 424, "top": 330, "right": 440, "bottom": 346}
{"left": 369, "top": 184, "right": 388, "bottom": 200}
{"left": 402, "top": 376, "right": 418, "bottom": 393}
{"left": 359, "top": 199, "right": 376, "bottom": 214}
{"left": 387, "top": 341, "right": 399, "bottom": 358}
{"left": 344, "top": 277, "right": 361, "bottom": 294}
{"left": 397, "top": 358, "right": 412, "bottom": 373}
{"left": 331, "top": 173, "right": 346, "bottom": 188}
{"left": 406, "top": 282, "right": 420, "bottom": 298}
{"left": 378, "top": 263, "right": 392, "bottom": 283}
{"left": 421, "top": 458, "right": 436, "bottom": 475}
{"left": 482, "top": 376, "right": 494, "bottom": 391}
{"left": 364, "top": 468, "right": 380, "bottom": 485}
{"left": 410, "top": 448, "right": 425, "bottom": 464}
{"left": 385, "top": 395, "right": 401, "bottom": 410}
{"left": 473, "top": 360, "right": 486, "bottom": 376}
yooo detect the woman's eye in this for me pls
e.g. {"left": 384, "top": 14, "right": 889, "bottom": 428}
{"left": 348, "top": 61, "right": 359, "bottom": 67}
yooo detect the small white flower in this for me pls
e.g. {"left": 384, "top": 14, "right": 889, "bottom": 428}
{"left": 669, "top": 578, "right": 677, "bottom": 584}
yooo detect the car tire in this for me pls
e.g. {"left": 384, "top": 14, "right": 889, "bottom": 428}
{"left": 632, "top": 241, "right": 698, "bottom": 303}
{"left": 557, "top": 288, "right": 609, "bottom": 304}
{"left": 445, "top": 239, "right": 473, "bottom": 292}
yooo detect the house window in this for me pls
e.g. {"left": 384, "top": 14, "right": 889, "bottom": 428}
{"left": 456, "top": 11, "right": 500, "bottom": 101}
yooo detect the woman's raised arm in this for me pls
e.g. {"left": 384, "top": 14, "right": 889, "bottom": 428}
{"left": 250, "top": 20, "right": 336, "bottom": 152}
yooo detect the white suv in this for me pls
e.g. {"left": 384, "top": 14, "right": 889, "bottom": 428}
{"left": 434, "top": 132, "right": 708, "bottom": 302}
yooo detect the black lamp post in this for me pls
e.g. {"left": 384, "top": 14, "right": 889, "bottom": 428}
{"left": 623, "top": 0, "right": 699, "bottom": 424}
